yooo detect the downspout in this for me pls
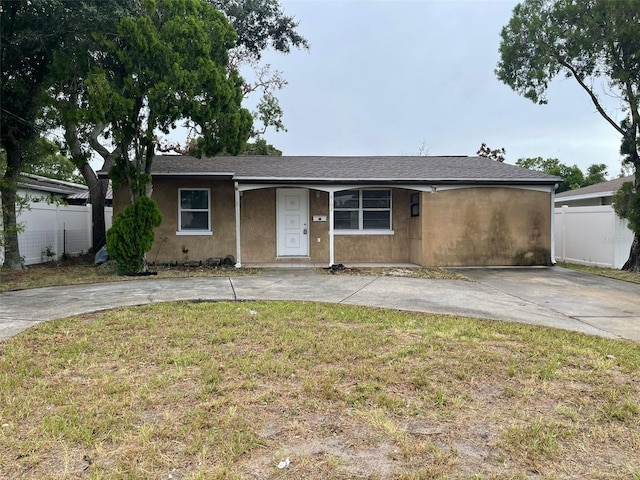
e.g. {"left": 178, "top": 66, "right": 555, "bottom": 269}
{"left": 234, "top": 182, "right": 242, "bottom": 268}
{"left": 550, "top": 185, "right": 557, "bottom": 265}
{"left": 329, "top": 190, "right": 335, "bottom": 267}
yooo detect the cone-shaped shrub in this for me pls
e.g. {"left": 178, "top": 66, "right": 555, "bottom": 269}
{"left": 107, "top": 196, "right": 162, "bottom": 273}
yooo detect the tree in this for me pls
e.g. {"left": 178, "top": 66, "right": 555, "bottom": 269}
{"left": 477, "top": 143, "right": 506, "bottom": 162}
{"left": 86, "top": 0, "right": 252, "bottom": 204}
{"left": 0, "top": 138, "right": 82, "bottom": 184}
{"left": 46, "top": 0, "right": 137, "bottom": 252}
{"left": 190, "top": 137, "right": 282, "bottom": 156}
{"left": 240, "top": 138, "right": 282, "bottom": 155}
{"left": 496, "top": 0, "right": 640, "bottom": 271}
{"left": 47, "top": 0, "right": 307, "bottom": 254}
{"left": 516, "top": 157, "right": 586, "bottom": 193}
{"left": 210, "top": 0, "right": 309, "bottom": 138}
{"left": 0, "top": 0, "right": 73, "bottom": 269}
{"left": 584, "top": 163, "right": 608, "bottom": 186}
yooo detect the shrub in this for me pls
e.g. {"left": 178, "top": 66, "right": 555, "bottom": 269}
{"left": 107, "top": 196, "right": 162, "bottom": 273}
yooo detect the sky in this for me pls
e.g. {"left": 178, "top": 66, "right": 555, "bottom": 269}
{"left": 240, "top": 0, "right": 628, "bottom": 177}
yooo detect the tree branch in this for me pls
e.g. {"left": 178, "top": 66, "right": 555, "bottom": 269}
{"left": 88, "top": 122, "right": 120, "bottom": 171}
{"left": 558, "top": 58, "right": 626, "bottom": 137}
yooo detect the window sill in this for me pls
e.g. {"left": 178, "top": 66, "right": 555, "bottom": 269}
{"left": 334, "top": 230, "right": 394, "bottom": 235}
{"left": 176, "top": 230, "right": 213, "bottom": 236}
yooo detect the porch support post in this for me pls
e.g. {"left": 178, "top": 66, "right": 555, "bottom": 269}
{"left": 234, "top": 182, "right": 242, "bottom": 267}
{"left": 550, "top": 187, "right": 556, "bottom": 265}
{"left": 328, "top": 190, "right": 335, "bottom": 267}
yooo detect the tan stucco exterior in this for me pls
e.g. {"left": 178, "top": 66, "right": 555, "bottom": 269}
{"left": 143, "top": 178, "right": 237, "bottom": 263}
{"left": 113, "top": 181, "right": 553, "bottom": 267}
{"left": 418, "top": 187, "right": 552, "bottom": 266}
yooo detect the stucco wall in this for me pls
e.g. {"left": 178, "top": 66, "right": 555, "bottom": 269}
{"left": 115, "top": 182, "right": 552, "bottom": 267}
{"left": 239, "top": 189, "right": 331, "bottom": 262}
{"left": 334, "top": 189, "right": 411, "bottom": 263}
{"left": 144, "top": 178, "right": 237, "bottom": 264}
{"left": 422, "top": 187, "right": 552, "bottom": 266}
{"left": 239, "top": 188, "right": 276, "bottom": 262}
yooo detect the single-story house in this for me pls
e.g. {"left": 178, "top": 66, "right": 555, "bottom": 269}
{"left": 111, "top": 155, "right": 560, "bottom": 267}
{"left": 554, "top": 175, "right": 634, "bottom": 269}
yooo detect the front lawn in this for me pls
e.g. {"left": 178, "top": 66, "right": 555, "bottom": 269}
{"left": 1, "top": 301, "right": 638, "bottom": 479}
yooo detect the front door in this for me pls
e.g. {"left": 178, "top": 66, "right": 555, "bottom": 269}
{"left": 277, "top": 188, "right": 309, "bottom": 257}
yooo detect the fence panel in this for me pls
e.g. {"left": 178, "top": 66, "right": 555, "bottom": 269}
{"left": 554, "top": 205, "right": 634, "bottom": 269}
{"left": 0, "top": 203, "right": 113, "bottom": 266}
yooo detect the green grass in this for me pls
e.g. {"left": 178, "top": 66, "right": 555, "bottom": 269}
{"left": 1, "top": 301, "right": 638, "bottom": 479}
{"left": 558, "top": 261, "right": 640, "bottom": 284}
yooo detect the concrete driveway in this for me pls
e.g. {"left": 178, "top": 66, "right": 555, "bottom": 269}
{"left": 457, "top": 266, "right": 640, "bottom": 342}
{"left": 0, "top": 266, "right": 638, "bottom": 342}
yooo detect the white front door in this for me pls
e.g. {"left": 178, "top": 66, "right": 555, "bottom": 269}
{"left": 277, "top": 188, "right": 309, "bottom": 257}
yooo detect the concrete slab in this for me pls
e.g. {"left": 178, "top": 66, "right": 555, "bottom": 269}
{"left": 1, "top": 267, "right": 638, "bottom": 342}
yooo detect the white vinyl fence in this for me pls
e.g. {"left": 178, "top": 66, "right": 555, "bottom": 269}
{"left": 554, "top": 205, "right": 634, "bottom": 269}
{"left": 1, "top": 203, "right": 113, "bottom": 266}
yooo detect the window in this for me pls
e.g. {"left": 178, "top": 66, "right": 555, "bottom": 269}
{"left": 334, "top": 189, "right": 392, "bottom": 231}
{"left": 410, "top": 192, "right": 420, "bottom": 217}
{"left": 178, "top": 188, "right": 211, "bottom": 234}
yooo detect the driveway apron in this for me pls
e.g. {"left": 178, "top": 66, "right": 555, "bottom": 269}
{"left": 0, "top": 267, "right": 638, "bottom": 342}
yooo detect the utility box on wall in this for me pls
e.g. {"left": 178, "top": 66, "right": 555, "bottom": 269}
{"left": 313, "top": 215, "right": 327, "bottom": 222}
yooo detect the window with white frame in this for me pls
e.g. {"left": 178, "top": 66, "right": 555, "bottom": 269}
{"left": 178, "top": 188, "right": 211, "bottom": 233}
{"left": 334, "top": 189, "right": 392, "bottom": 231}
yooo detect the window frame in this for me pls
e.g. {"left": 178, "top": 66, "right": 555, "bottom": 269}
{"left": 333, "top": 188, "right": 393, "bottom": 234}
{"left": 177, "top": 188, "right": 213, "bottom": 236}
{"left": 410, "top": 192, "right": 420, "bottom": 217}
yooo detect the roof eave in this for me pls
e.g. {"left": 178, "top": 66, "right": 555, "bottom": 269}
{"left": 233, "top": 176, "right": 559, "bottom": 186}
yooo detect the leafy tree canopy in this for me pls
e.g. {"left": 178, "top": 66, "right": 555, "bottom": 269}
{"left": 0, "top": 0, "right": 78, "bottom": 269}
{"left": 1, "top": 139, "right": 82, "bottom": 184}
{"left": 86, "top": 0, "right": 253, "bottom": 200}
{"left": 516, "top": 157, "right": 586, "bottom": 193}
{"left": 238, "top": 138, "right": 282, "bottom": 155}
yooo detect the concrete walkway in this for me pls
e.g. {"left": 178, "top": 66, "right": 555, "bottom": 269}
{"left": 1, "top": 267, "right": 639, "bottom": 342}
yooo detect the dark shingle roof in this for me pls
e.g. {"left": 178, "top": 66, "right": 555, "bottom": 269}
{"left": 555, "top": 175, "right": 633, "bottom": 198}
{"left": 149, "top": 155, "right": 559, "bottom": 185}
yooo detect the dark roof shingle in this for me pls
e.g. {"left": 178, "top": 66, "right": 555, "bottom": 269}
{"left": 149, "top": 155, "right": 559, "bottom": 184}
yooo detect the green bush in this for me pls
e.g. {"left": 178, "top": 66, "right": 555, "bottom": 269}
{"left": 613, "top": 181, "right": 640, "bottom": 234}
{"left": 107, "top": 196, "right": 163, "bottom": 273}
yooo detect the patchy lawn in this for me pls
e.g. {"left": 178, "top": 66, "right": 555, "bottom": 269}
{"left": 1, "top": 301, "right": 638, "bottom": 479}
{"left": 0, "top": 256, "right": 470, "bottom": 293}
{"left": 0, "top": 255, "right": 261, "bottom": 292}
{"left": 558, "top": 262, "right": 640, "bottom": 285}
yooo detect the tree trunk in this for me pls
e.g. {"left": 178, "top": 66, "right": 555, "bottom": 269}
{"left": 621, "top": 233, "right": 640, "bottom": 272}
{"left": 621, "top": 166, "right": 640, "bottom": 272}
{"left": 66, "top": 119, "right": 110, "bottom": 252}
{"left": 78, "top": 162, "right": 108, "bottom": 252}
{"left": 1, "top": 144, "right": 24, "bottom": 270}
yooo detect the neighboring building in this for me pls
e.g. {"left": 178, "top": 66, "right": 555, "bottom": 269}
{"left": 0, "top": 174, "right": 113, "bottom": 265}
{"left": 111, "top": 155, "right": 559, "bottom": 267}
{"left": 554, "top": 176, "right": 634, "bottom": 269}
{"left": 555, "top": 175, "right": 633, "bottom": 207}
{"left": 17, "top": 173, "right": 88, "bottom": 201}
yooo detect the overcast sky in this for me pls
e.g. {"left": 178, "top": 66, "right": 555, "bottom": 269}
{"left": 244, "top": 0, "right": 627, "bottom": 177}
